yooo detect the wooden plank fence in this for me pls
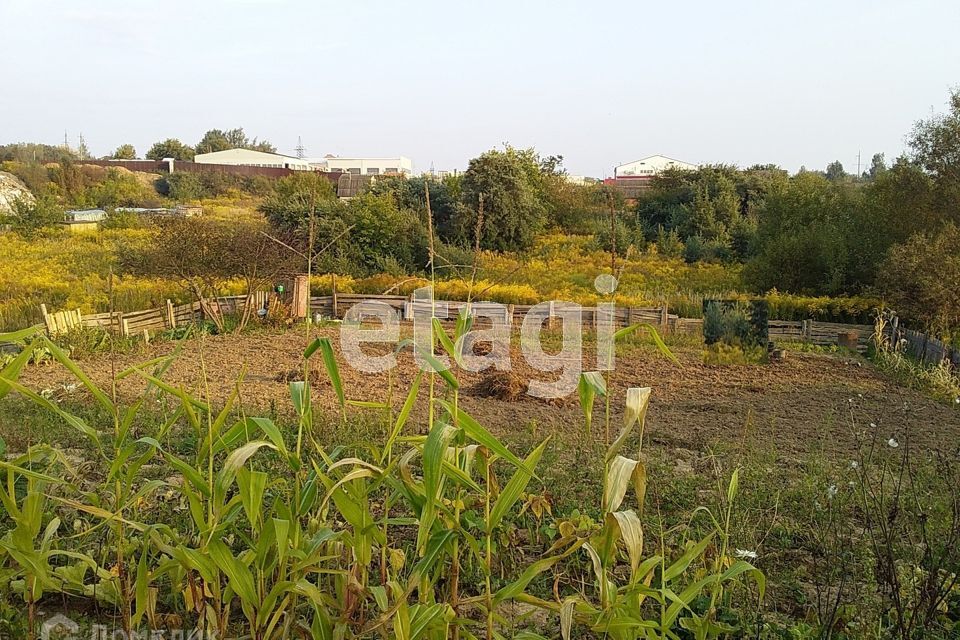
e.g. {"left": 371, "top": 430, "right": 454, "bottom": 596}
{"left": 899, "top": 327, "right": 960, "bottom": 368}
{"left": 40, "top": 294, "right": 274, "bottom": 339}
{"left": 768, "top": 319, "right": 875, "bottom": 353}
{"left": 33, "top": 291, "right": 958, "bottom": 369}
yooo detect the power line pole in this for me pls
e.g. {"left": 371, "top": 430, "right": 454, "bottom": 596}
{"left": 295, "top": 136, "right": 305, "bottom": 159}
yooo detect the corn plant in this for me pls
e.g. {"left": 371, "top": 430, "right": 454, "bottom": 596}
{"left": 0, "top": 314, "right": 767, "bottom": 639}
{"left": 522, "top": 386, "right": 765, "bottom": 639}
{"left": 0, "top": 448, "right": 97, "bottom": 640}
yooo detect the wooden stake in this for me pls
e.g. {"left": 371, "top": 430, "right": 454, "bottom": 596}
{"left": 165, "top": 299, "right": 176, "bottom": 328}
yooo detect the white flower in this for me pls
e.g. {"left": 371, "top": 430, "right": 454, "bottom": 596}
{"left": 734, "top": 549, "right": 758, "bottom": 560}
{"left": 858, "top": 393, "right": 863, "bottom": 398}
{"left": 850, "top": 461, "right": 859, "bottom": 469}
{"left": 955, "top": 397, "right": 959, "bottom": 404}
{"left": 870, "top": 423, "right": 877, "bottom": 428}
{"left": 888, "top": 438, "right": 899, "bottom": 448}
{"left": 827, "top": 485, "right": 838, "bottom": 499}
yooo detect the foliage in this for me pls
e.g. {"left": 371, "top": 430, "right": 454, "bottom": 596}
{"left": 592, "top": 216, "right": 638, "bottom": 257}
{"left": 2, "top": 195, "right": 63, "bottom": 238}
{"left": 258, "top": 172, "right": 337, "bottom": 232}
{"left": 195, "top": 127, "right": 276, "bottom": 155}
{"left": 111, "top": 144, "right": 137, "bottom": 160}
{"left": 876, "top": 223, "right": 960, "bottom": 334}
{"left": 0, "top": 143, "right": 76, "bottom": 165}
{"left": 457, "top": 146, "right": 549, "bottom": 251}
{"left": 146, "top": 138, "right": 195, "bottom": 161}
{"left": 86, "top": 168, "right": 161, "bottom": 208}
{"left": 125, "top": 217, "right": 296, "bottom": 333}
{"left": 744, "top": 172, "right": 859, "bottom": 295}
{"left": 909, "top": 87, "right": 960, "bottom": 216}
{"left": 702, "top": 300, "right": 768, "bottom": 348}
{"left": 156, "top": 170, "right": 278, "bottom": 202}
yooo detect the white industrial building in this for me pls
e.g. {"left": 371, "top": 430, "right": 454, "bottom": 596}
{"left": 193, "top": 149, "right": 312, "bottom": 171}
{"left": 309, "top": 155, "right": 413, "bottom": 176}
{"left": 614, "top": 155, "right": 697, "bottom": 178}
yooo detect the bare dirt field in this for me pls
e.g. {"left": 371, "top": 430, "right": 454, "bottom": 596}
{"left": 17, "top": 327, "right": 960, "bottom": 459}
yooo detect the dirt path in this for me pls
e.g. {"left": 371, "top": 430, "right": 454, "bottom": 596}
{"left": 17, "top": 327, "right": 960, "bottom": 457}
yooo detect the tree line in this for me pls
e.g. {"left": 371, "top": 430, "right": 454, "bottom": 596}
{"left": 2, "top": 91, "right": 959, "bottom": 335}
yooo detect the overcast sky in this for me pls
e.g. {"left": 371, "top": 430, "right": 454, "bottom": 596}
{"left": 1, "top": 0, "right": 958, "bottom": 177}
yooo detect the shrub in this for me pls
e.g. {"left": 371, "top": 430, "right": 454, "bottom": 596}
{"left": 876, "top": 223, "right": 960, "bottom": 334}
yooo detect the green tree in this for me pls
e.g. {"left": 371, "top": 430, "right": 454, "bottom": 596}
{"left": 3, "top": 195, "right": 63, "bottom": 238}
{"left": 825, "top": 160, "right": 847, "bottom": 181}
{"left": 259, "top": 172, "right": 337, "bottom": 232}
{"left": 867, "top": 152, "right": 887, "bottom": 179}
{"left": 744, "top": 172, "right": 858, "bottom": 294}
{"left": 876, "top": 223, "right": 960, "bottom": 334}
{"left": 343, "top": 193, "right": 429, "bottom": 273}
{"left": 195, "top": 128, "right": 276, "bottom": 155}
{"left": 0, "top": 142, "right": 76, "bottom": 164}
{"left": 909, "top": 88, "right": 960, "bottom": 217}
{"left": 849, "top": 157, "right": 937, "bottom": 285}
{"left": 146, "top": 138, "right": 195, "bottom": 161}
{"left": 367, "top": 175, "right": 461, "bottom": 241}
{"left": 112, "top": 144, "right": 136, "bottom": 160}
{"left": 457, "top": 146, "right": 547, "bottom": 251}
{"left": 88, "top": 169, "right": 158, "bottom": 208}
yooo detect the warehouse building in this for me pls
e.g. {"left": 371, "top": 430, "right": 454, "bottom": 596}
{"left": 310, "top": 155, "right": 413, "bottom": 176}
{"left": 193, "top": 149, "right": 312, "bottom": 171}
{"left": 613, "top": 155, "right": 697, "bottom": 178}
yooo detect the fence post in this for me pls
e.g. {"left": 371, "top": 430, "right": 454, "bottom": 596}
{"left": 331, "top": 275, "right": 339, "bottom": 319}
{"left": 39, "top": 304, "right": 52, "bottom": 334}
{"left": 660, "top": 305, "right": 669, "bottom": 333}
{"left": 121, "top": 317, "right": 130, "bottom": 338}
{"left": 165, "top": 300, "right": 176, "bottom": 329}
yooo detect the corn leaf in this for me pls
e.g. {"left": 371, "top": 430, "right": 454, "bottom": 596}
{"left": 306, "top": 337, "right": 345, "bottom": 410}
{"left": 613, "top": 322, "right": 678, "bottom": 364}
{"left": 489, "top": 438, "right": 549, "bottom": 532}
{"left": 437, "top": 401, "right": 532, "bottom": 475}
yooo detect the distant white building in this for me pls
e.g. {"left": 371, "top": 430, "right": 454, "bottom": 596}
{"left": 193, "top": 148, "right": 312, "bottom": 170}
{"left": 310, "top": 156, "right": 413, "bottom": 176}
{"left": 614, "top": 155, "right": 697, "bottom": 178}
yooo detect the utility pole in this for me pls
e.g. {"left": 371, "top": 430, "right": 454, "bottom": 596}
{"left": 295, "top": 136, "right": 305, "bottom": 159}
{"left": 856, "top": 150, "right": 861, "bottom": 178}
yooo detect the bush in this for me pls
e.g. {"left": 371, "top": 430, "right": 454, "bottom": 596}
{"left": 592, "top": 217, "right": 636, "bottom": 257}
{"left": 3, "top": 195, "right": 63, "bottom": 238}
{"left": 876, "top": 223, "right": 960, "bottom": 334}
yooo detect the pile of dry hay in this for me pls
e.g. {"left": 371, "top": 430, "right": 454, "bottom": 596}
{"left": 472, "top": 371, "right": 527, "bottom": 402}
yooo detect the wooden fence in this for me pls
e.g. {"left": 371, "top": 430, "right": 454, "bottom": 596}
{"left": 768, "top": 319, "right": 875, "bottom": 352}
{"left": 32, "top": 292, "right": 957, "bottom": 369}
{"left": 900, "top": 327, "right": 960, "bottom": 368}
{"left": 40, "top": 294, "right": 274, "bottom": 339}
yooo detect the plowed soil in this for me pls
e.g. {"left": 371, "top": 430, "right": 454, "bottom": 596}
{"left": 18, "top": 327, "right": 960, "bottom": 457}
